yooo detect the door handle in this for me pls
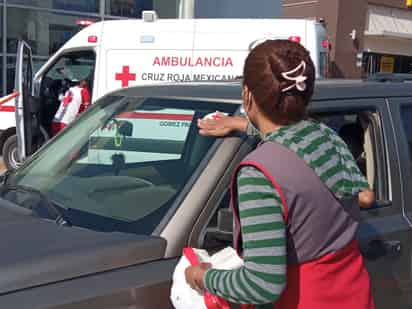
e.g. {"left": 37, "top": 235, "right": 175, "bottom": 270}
{"left": 382, "top": 240, "right": 402, "bottom": 255}
{"left": 361, "top": 239, "right": 401, "bottom": 260}
{"left": 374, "top": 200, "right": 392, "bottom": 208}
{"left": 361, "top": 200, "right": 392, "bottom": 210}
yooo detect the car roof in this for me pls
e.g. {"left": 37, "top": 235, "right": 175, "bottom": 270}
{"left": 111, "top": 79, "right": 412, "bottom": 103}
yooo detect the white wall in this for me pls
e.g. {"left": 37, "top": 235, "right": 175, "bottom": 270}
{"left": 194, "top": 0, "right": 281, "bottom": 18}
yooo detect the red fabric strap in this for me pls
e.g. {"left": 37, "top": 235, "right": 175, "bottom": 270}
{"left": 239, "top": 161, "right": 289, "bottom": 222}
{"left": 183, "top": 247, "right": 200, "bottom": 266}
{"left": 183, "top": 247, "right": 231, "bottom": 309}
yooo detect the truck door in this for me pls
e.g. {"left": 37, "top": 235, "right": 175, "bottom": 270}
{"left": 14, "top": 40, "right": 43, "bottom": 164}
{"left": 312, "top": 99, "right": 412, "bottom": 308}
{"left": 387, "top": 98, "right": 412, "bottom": 222}
{"left": 192, "top": 98, "right": 412, "bottom": 309}
{"left": 387, "top": 97, "right": 412, "bottom": 307}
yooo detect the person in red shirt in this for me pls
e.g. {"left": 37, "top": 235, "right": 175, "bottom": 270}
{"left": 51, "top": 80, "right": 91, "bottom": 136}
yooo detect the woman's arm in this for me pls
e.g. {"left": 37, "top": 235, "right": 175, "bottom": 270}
{"left": 202, "top": 166, "right": 287, "bottom": 305}
{"left": 197, "top": 114, "right": 249, "bottom": 137}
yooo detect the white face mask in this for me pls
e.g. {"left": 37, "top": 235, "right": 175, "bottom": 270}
{"left": 242, "top": 99, "right": 263, "bottom": 138}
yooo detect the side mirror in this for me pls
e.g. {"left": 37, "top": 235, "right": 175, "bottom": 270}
{"left": 217, "top": 208, "right": 233, "bottom": 233}
{"left": 118, "top": 120, "right": 133, "bottom": 137}
{"left": 0, "top": 170, "right": 11, "bottom": 185}
{"left": 204, "top": 208, "right": 234, "bottom": 247}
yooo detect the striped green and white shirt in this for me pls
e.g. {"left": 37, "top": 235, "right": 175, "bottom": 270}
{"left": 204, "top": 120, "right": 369, "bottom": 307}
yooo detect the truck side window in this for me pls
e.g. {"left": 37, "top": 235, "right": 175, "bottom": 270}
{"left": 313, "top": 112, "right": 379, "bottom": 192}
{"left": 200, "top": 110, "right": 385, "bottom": 250}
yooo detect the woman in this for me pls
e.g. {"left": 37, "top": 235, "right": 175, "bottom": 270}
{"left": 185, "top": 40, "right": 374, "bottom": 309}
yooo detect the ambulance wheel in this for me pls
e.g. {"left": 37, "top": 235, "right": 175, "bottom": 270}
{"left": 2, "top": 134, "right": 21, "bottom": 171}
{"left": 2, "top": 128, "right": 48, "bottom": 171}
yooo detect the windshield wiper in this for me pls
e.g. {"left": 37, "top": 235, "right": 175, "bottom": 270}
{"left": 1, "top": 175, "right": 70, "bottom": 226}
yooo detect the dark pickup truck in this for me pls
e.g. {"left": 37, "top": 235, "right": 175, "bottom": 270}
{"left": 0, "top": 80, "right": 412, "bottom": 308}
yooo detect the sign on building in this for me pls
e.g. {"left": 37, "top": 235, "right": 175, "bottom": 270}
{"left": 380, "top": 56, "right": 395, "bottom": 73}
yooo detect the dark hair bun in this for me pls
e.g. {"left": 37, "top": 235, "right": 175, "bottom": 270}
{"left": 243, "top": 40, "right": 315, "bottom": 125}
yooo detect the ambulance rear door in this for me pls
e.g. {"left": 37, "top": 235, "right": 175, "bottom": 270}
{"left": 259, "top": 19, "right": 323, "bottom": 76}
{"left": 14, "top": 40, "right": 42, "bottom": 162}
{"left": 101, "top": 19, "right": 196, "bottom": 97}
{"left": 311, "top": 21, "right": 329, "bottom": 79}
{"left": 95, "top": 19, "right": 196, "bottom": 164}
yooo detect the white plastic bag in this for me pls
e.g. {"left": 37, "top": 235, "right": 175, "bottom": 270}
{"left": 170, "top": 247, "right": 243, "bottom": 309}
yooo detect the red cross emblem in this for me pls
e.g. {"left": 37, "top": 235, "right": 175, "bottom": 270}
{"left": 211, "top": 112, "right": 221, "bottom": 120}
{"left": 115, "top": 65, "right": 136, "bottom": 88}
{"left": 62, "top": 91, "right": 73, "bottom": 107}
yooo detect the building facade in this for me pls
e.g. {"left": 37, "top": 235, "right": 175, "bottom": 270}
{"left": 283, "top": 0, "right": 412, "bottom": 78}
{"left": 0, "top": 0, "right": 180, "bottom": 96}
{"left": 3, "top": 0, "right": 408, "bottom": 93}
{"left": 193, "top": 0, "right": 281, "bottom": 18}
{"left": 1, "top": 0, "right": 282, "bottom": 96}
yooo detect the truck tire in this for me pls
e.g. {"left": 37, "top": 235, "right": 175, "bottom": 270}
{"left": 2, "top": 134, "right": 20, "bottom": 171}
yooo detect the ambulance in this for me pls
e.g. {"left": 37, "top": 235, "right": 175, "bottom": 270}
{"left": 0, "top": 12, "right": 328, "bottom": 170}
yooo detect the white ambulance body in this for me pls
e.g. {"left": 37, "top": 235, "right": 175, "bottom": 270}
{"left": 2, "top": 15, "right": 328, "bottom": 169}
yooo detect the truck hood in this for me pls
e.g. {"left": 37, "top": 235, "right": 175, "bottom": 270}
{"left": 0, "top": 198, "right": 167, "bottom": 295}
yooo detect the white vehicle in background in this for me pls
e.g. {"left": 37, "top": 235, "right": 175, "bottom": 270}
{"left": 1, "top": 12, "right": 328, "bottom": 170}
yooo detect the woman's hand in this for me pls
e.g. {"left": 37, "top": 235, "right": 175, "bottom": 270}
{"left": 185, "top": 263, "right": 211, "bottom": 293}
{"left": 198, "top": 113, "right": 248, "bottom": 137}
{"left": 358, "top": 189, "right": 375, "bottom": 209}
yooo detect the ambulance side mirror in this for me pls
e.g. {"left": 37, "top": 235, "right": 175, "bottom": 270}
{"left": 118, "top": 120, "right": 133, "bottom": 137}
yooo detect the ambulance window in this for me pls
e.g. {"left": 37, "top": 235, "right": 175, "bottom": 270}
{"left": 41, "top": 50, "right": 95, "bottom": 101}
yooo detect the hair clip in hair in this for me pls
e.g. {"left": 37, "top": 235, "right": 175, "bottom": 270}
{"left": 281, "top": 61, "right": 308, "bottom": 93}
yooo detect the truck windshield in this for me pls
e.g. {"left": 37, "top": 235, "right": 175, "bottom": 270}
{"left": 7, "top": 95, "right": 237, "bottom": 235}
